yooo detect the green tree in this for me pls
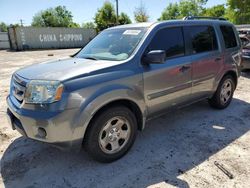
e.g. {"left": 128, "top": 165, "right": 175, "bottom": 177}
{"left": 226, "top": 0, "right": 250, "bottom": 24}
{"left": 224, "top": 8, "right": 235, "bottom": 23}
{"left": 31, "top": 6, "right": 79, "bottom": 27}
{"left": 158, "top": 3, "right": 179, "bottom": 20}
{"left": 69, "top": 22, "right": 80, "bottom": 28}
{"left": 179, "top": 0, "right": 207, "bottom": 17}
{"left": 159, "top": 0, "right": 208, "bottom": 21}
{"left": 82, "top": 22, "right": 96, "bottom": 29}
{"left": 118, "top": 12, "right": 132, "bottom": 25}
{"left": 203, "top": 4, "right": 225, "bottom": 17}
{"left": 0, "top": 22, "right": 8, "bottom": 32}
{"left": 134, "top": 2, "right": 149, "bottom": 22}
{"left": 94, "top": 2, "right": 116, "bottom": 31}
{"left": 10, "top": 23, "right": 20, "bottom": 28}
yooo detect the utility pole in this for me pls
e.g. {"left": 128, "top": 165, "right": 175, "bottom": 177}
{"left": 115, "top": 0, "right": 119, "bottom": 25}
{"left": 20, "top": 19, "right": 24, "bottom": 27}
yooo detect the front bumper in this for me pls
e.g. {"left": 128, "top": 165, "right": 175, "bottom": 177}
{"left": 6, "top": 95, "right": 82, "bottom": 151}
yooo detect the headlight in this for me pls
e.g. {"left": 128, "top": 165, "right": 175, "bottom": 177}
{"left": 25, "top": 80, "right": 64, "bottom": 104}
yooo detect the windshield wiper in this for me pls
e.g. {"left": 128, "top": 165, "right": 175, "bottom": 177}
{"left": 83, "top": 56, "right": 98, "bottom": 60}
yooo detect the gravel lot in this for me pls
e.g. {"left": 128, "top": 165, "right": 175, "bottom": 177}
{"left": 0, "top": 49, "right": 250, "bottom": 188}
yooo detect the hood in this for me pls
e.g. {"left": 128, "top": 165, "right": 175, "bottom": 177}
{"left": 15, "top": 58, "right": 122, "bottom": 81}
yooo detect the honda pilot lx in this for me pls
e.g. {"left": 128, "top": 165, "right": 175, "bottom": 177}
{"left": 7, "top": 18, "right": 241, "bottom": 162}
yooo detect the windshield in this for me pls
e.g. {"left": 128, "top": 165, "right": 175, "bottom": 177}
{"left": 76, "top": 28, "right": 147, "bottom": 61}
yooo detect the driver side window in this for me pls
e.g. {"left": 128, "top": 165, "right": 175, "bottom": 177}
{"left": 148, "top": 27, "right": 185, "bottom": 59}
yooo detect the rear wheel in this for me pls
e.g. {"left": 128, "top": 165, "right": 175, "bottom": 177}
{"left": 84, "top": 106, "right": 137, "bottom": 163}
{"left": 208, "top": 75, "right": 235, "bottom": 109}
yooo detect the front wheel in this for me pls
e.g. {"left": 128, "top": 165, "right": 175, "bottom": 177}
{"left": 208, "top": 75, "right": 236, "bottom": 109}
{"left": 84, "top": 106, "right": 137, "bottom": 163}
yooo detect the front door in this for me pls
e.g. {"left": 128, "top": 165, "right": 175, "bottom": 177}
{"left": 142, "top": 27, "right": 192, "bottom": 117}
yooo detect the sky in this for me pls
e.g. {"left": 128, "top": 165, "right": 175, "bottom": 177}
{"left": 0, "top": 0, "right": 226, "bottom": 26}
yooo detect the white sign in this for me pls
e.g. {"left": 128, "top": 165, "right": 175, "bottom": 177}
{"left": 59, "top": 34, "right": 82, "bottom": 42}
{"left": 39, "top": 34, "right": 83, "bottom": 42}
{"left": 123, "top": 30, "right": 141, "bottom": 35}
{"left": 39, "top": 34, "right": 57, "bottom": 42}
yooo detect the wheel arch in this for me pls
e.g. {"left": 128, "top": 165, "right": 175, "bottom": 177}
{"left": 87, "top": 99, "right": 144, "bottom": 131}
{"left": 71, "top": 86, "right": 147, "bottom": 150}
{"left": 222, "top": 70, "right": 238, "bottom": 88}
{"left": 80, "top": 98, "right": 145, "bottom": 146}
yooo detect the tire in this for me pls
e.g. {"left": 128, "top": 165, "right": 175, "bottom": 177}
{"left": 208, "top": 75, "right": 236, "bottom": 109}
{"left": 84, "top": 105, "right": 137, "bottom": 163}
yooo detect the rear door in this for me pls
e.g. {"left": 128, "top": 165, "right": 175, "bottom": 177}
{"left": 184, "top": 25, "right": 222, "bottom": 99}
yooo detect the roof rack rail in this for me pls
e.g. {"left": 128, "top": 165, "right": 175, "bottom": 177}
{"left": 183, "top": 16, "right": 227, "bottom": 21}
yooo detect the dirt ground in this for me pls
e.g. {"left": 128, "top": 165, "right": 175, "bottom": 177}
{"left": 0, "top": 49, "right": 250, "bottom": 188}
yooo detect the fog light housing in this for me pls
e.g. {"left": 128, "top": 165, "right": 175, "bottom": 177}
{"left": 38, "top": 127, "right": 47, "bottom": 138}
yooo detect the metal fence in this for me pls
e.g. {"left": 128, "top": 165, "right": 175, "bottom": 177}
{"left": 8, "top": 27, "right": 96, "bottom": 50}
{"left": 0, "top": 32, "right": 10, "bottom": 49}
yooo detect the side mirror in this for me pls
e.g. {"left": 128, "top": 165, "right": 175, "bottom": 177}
{"left": 143, "top": 50, "right": 166, "bottom": 64}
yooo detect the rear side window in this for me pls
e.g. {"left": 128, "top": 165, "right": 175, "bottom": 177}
{"left": 148, "top": 27, "right": 185, "bottom": 59}
{"left": 220, "top": 25, "right": 237, "bottom": 49}
{"left": 185, "top": 26, "right": 218, "bottom": 54}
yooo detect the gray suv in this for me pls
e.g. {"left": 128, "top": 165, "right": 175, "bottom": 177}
{"left": 7, "top": 18, "right": 241, "bottom": 162}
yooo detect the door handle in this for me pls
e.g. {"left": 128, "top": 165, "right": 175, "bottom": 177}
{"left": 215, "top": 57, "right": 222, "bottom": 62}
{"left": 179, "top": 65, "right": 190, "bottom": 72}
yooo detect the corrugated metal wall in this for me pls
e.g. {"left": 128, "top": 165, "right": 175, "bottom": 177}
{"left": 0, "top": 32, "right": 10, "bottom": 49}
{"left": 8, "top": 27, "right": 96, "bottom": 50}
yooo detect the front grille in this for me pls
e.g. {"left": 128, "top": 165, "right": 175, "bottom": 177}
{"left": 11, "top": 74, "right": 27, "bottom": 103}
